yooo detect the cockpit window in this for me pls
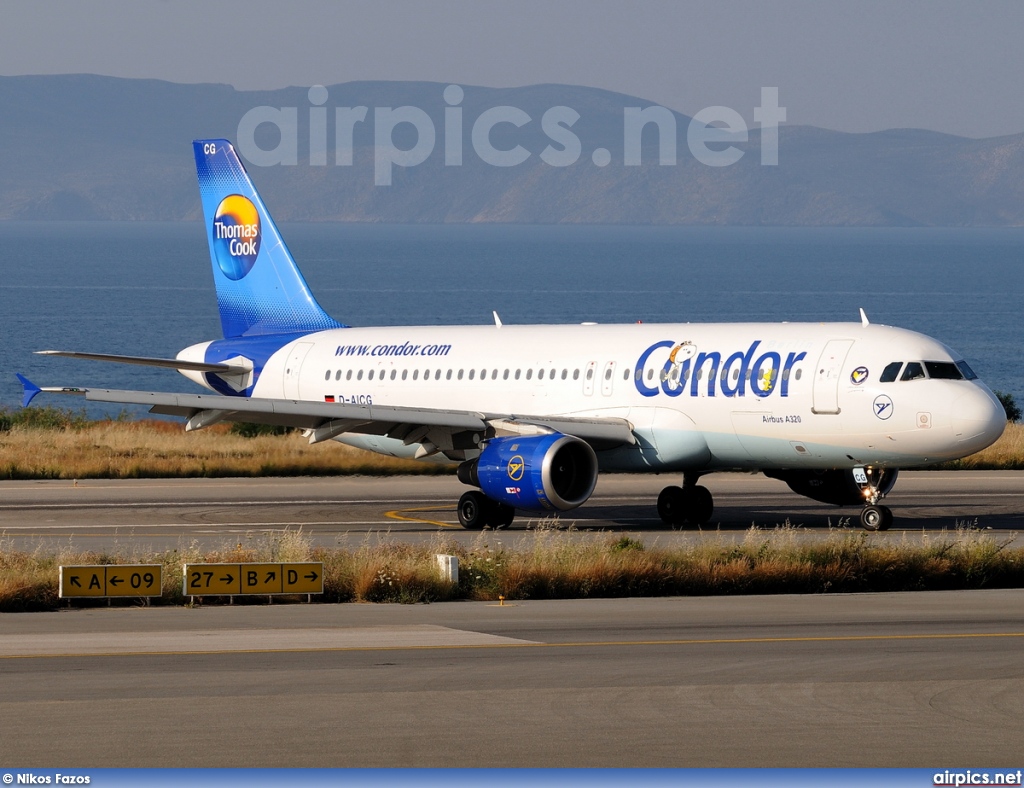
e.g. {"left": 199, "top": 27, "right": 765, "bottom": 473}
{"left": 880, "top": 362, "right": 903, "bottom": 383}
{"left": 956, "top": 360, "right": 978, "bottom": 380}
{"left": 900, "top": 362, "right": 926, "bottom": 381}
{"left": 924, "top": 361, "right": 964, "bottom": 380}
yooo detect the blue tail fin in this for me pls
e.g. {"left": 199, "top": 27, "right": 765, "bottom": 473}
{"left": 193, "top": 139, "right": 344, "bottom": 338}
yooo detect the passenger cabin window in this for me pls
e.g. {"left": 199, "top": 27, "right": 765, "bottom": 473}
{"left": 324, "top": 370, "right": 331, "bottom": 381}
{"left": 880, "top": 362, "right": 903, "bottom": 383}
{"left": 925, "top": 361, "right": 964, "bottom": 380}
{"left": 901, "top": 362, "right": 926, "bottom": 381}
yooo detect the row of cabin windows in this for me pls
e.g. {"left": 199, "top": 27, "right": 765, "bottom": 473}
{"left": 324, "top": 364, "right": 807, "bottom": 385}
{"left": 324, "top": 366, "right": 632, "bottom": 383}
{"left": 879, "top": 360, "right": 976, "bottom": 383}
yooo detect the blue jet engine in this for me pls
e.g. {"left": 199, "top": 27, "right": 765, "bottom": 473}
{"left": 458, "top": 433, "right": 598, "bottom": 511}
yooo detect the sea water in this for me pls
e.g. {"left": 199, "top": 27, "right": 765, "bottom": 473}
{"left": 0, "top": 222, "right": 1020, "bottom": 419}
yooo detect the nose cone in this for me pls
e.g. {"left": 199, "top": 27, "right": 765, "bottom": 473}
{"left": 952, "top": 387, "right": 1006, "bottom": 455}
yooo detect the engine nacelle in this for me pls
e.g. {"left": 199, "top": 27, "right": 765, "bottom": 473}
{"left": 458, "top": 433, "right": 598, "bottom": 511}
{"left": 765, "top": 468, "right": 899, "bottom": 506}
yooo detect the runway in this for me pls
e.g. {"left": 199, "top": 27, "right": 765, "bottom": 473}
{"left": 0, "top": 471, "right": 1021, "bottom": 551}
{"left": 3, "top": 591, "right": 1023, "bottom": 766}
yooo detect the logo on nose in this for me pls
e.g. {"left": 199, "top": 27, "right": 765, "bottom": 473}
{"left": 873, "top": 394, "right": 893, "bottom": 420}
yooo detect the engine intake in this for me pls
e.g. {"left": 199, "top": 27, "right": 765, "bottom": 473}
{"left": 458, "top": 433, "right": 598, "bottom": 511}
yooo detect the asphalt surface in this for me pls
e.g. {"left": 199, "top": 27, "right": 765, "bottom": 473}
{"left": 0, "top": 471, "right": 1021, "bottom": 551}
{"left": 2, "top": 591, "right": 1023, "bottom": 767}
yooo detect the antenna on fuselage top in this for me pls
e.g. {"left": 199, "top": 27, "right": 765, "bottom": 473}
{"left": 859, "top": 308, "right": 870, "bottom": 327}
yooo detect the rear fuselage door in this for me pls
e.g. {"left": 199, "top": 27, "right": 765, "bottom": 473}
{"left": 283, "top": 342, "right": 314, "bottom": 399}
{"left": 811, "top": 339, "right": 854, "bottom": 415}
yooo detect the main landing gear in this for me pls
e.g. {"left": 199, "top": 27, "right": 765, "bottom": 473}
{"left": 457, "top": 490, "right": 516, "bottom": 530}
{"left": 657, "top": 474, "right": 714, "bottom": 526}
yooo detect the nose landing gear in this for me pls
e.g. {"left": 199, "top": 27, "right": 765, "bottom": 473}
{"left": 859, "top": 504, "right": 893, "bottom": 531}
{"left": 855, "top": 466, "right": 893, "bottom": 531}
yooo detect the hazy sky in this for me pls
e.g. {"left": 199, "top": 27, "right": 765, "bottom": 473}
{"left": 2, "top": 0, "right": 1022, "bottom": 137}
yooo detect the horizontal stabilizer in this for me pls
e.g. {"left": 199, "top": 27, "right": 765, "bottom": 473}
{"left": 16, "top": 373, "right": 41, "bottom": 407}
{"left": 35, "top": 350, "right": 245, "bottom": 374}
{"left": 16, "top": 374, "right": 86, "bottom": 407}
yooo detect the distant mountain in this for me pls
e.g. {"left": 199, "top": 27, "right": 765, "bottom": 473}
{"left": 1, "top": 74, "right": 1022, "bottom": 225}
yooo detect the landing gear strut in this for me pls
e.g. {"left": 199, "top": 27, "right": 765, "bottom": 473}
{"left": 657, "top": 475, "right": 714, "bottom": 526}
{"left": 855, "top": 466, "right": 893, "bottom": 531}
{"left": 457, "top": 491, "right": 516, "bottom": 529}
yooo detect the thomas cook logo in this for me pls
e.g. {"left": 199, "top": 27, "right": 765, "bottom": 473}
{"left": 851, "top": 366, "right": 869, "bottom": 385}
{"left": 212, "top": 195, "right": 261, "bottom": 280}
{"left": 507, "top": 455, "right": 525, "bottom": 481}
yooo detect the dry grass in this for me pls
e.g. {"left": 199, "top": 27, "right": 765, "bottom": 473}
{"left": 2, "top": 525, "right": 1023, "bottom": 611}
{"left": 1, "top": 416, "right": 1020, "bottom": 480}
{"left": 0, "top": 419, "right": 449, "bottom": 479}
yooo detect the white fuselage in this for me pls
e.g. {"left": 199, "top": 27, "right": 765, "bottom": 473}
{"left": 181, "top": 320, "right": 1006, "bottom": 472}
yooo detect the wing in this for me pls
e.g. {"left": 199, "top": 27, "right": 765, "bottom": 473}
{"left": 17, "top": 379, "right": 636, "bottom": 457}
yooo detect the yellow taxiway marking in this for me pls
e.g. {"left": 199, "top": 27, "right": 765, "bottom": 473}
{"left": 384, "top": 506, "right": 459, "bottom": 529}
{"left": 5, "top": 631, "right": 1024, "bottom": 660}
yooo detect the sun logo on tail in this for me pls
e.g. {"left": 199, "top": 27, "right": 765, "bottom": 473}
{"left": 212, "top": 195, "right": 261, "bottom": 280}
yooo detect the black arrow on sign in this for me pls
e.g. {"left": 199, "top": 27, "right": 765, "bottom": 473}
{"left": 305, "top": 571, "right": 319, "bottom": 582}
{"left": 70, "top": 576, "right": 81, "bottom": 587}
{"left": 109, "top": 576, "right": 123, "bottom": 586}
{"left": 221, "top": 574, "right": 234, "bottom": 584}
{"left": 265, "top": 571, "right": 276, "bottom": 583}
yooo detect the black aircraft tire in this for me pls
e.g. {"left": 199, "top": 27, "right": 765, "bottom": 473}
{"left": 490, "top": 502, "right": 516, "bottom": 529}
{"left": 657, "top": 486, "right": 686, "bottom": 525}
{"left": 458, "top": 491, "right": 491, "bottom": 530}
{"left": 686, "top": 485, "right": 715, "bottom": 525}
{"left": 877, "top": 505, "right": 893, "bottom": 531}
{"left": 860, "top": 505, "right": 885, "bottom": 532}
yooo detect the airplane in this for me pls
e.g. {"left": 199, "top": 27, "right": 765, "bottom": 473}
{"left": 18, "top": 139, "right": 1007, "bottom": 532}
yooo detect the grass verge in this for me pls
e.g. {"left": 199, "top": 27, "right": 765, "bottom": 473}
{"left": 0, "top": 413, "right": 1021, "bottom": 479}
{"left": 0, "top": 416, "right": 449, "bottom": 479}
{"left": 2, "top": 525, "right": 1022, "bottom": 612}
